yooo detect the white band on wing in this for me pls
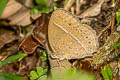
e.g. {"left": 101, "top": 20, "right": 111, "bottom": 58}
{"left": 53, "top": 22, "right": 88, "bottom": 54}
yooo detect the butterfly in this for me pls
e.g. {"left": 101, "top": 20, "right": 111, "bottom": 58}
{"left": 48, "top": 9, "right": 99, "bottom": 60}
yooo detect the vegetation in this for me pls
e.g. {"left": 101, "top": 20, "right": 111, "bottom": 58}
{"left": 0, "top": 0, "right": 120, "bottom": 80}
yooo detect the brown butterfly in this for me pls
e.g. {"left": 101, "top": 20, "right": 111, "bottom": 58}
{"left": 48, "top": 9, "right": 99, "bottom": 60}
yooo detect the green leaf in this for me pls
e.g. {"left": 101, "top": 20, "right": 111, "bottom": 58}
{"left": 41, "top": 52, "right": 47, "bottom": 61}
{"left": 35, "top": 0, "right": 49, "bottom": 7}
{"left": 82, "top": 22, "right": 90, "bottom": 26}
{"left": 30, "top": 71, "right": 38, "bottom": 80}
{"left": 43, "top": 52, "right": 47, "bottom": 56}
{"left": 0, "top": 72, "right": 26, "bottom": 80}
{"left": 0, "top": 53, "right": 27, "bottom": 67}
{"left": 38, "top": 75, "right": 47, "bottom": 80}
{"left": 116, "top": 9, "right": 120, "bottom": 23}
{"left": 22, "top": 27, "right": 27, "bottom": 35}
{"left": 101, "top": 65, "right": 113, "bottom": 80}
{"left": 40, "top": 8, "right": 52, "bottom": 14}
{"left": 37, "top": 67, "right": 43, "bottom": 76}
{"left": 0, "top": 0, "right": 8, "bottom": 17}
{"left": 37, "top": 67, "right": 48, "bottom": 76}
{"left": 34, "top": 0, "right": 57, "bottom": 14}
{"left": 51, "top": 2, "right": 57, "bottom": 10}
{"left": 62, "top": 68, "right": 77, "bottom": 80}
{"left": 30, "top": 67, "right": 48, "bottom": 80}
{"left": 51, "top": 68, "right": 96, "bottom": 80}
{"left": 112, "top": 42, "right": 120, "bottom": 49}
{"left": 43, "top": 68, "right": 48, "bottom": 74}
{"left": 31, "top": 8, "right": 39, "bottom": 14}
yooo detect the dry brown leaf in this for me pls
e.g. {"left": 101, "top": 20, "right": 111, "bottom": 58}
{"left": 9, "top": 7, "right": 41, "bottom": 26}
{"left": 79, "top": 0, "right": 104, "bottom": 18}
{"left": 24, "top": 0, "right": 34, "bottom": 8}
{"left": 31, "top": 12, "right": 42, "bottom": 20}
{"left": 0, "top": 28, "right": 18, "bottom": 49}
{"left": 73, "top": 58, "right": 93, "bottom": 72}
{"left": 0, "top": 44, "right": 18, "bottom": 56}
{"left": 1, "top": 64, "right": 18, "bottom": 74}
{"left": 32, "top": 14, "right": 50, "bottom": 46}
{"left": 8, "top": 7, "right": 31, "bottom": 26}
{"left": 19, "top": 35, "right": 40, "bottom": 54}
{"left": 18, "top": 15, "right": 49, "bottom": 54}
{"left": 1, "top": 0, "right": 22, "bottom": 19}
{"left": 1, "top": 0, "right": 41, "bottom": 26}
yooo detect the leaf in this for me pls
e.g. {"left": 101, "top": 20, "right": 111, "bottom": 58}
{"left": 82, "top": 22, "right": 90, "bottom": 26}
{"left": 50, "top": 68, "right": 96, "bottom": 80}
{"left": 30, "top": 71, "right": 38, "bottom": 80}
{"left": 118, "top": 61, "right": 120, "bottom": 68}
{"left": 0, "top": 53, "right": 27, "bottom": 67}
{"left": 39, "top": 2, "right": 57, "bottom": 14}
{"left": 43, "top": 68, "right": 48, "bottom": 74}
{"left": 101, "top": 65, "right": 113, "bottom": 80}
{"left": 0, "top": 0, "right": 8, "bottom": 17}
{"left": 35, "top": 0, "right": 49, "bottom": 7}
{"left": 41, "top": 52, "right": 47, "bottom": 61}
{"left": 40, "top": 8, "right": 52, "bottom": 14}
{"left": 116, "top": 9, "right": 120, "bottom": 23}
{"left": 62, "top": 68, "right": 78, "bottom": 80}
{"left": 31, "top": 8, "right": 39, "bottom": 14}
{"left": 37, "top": 67, "right": 48, "bottom": 76}
{"left": 0, "top": 72, "right": 26, "bottom": 80}
{"left": 38, "top": 75, "right": 47, "bottom": 80}
{"left": 34, "top": 0, "right": 57, "bottom": 14}
{"left": 112, "top": 42, "right": 120, "bottom": 49}
{"left": 22, "top": 27, "right": 27, "bottom": 35}
{"left": 37, "top": 67, "right": 43, "bottom": 76}
{"left": 30, "top": 67, "right": 48, "bottom": 80}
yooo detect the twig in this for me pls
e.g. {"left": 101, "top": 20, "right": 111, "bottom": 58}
{"left": 64, "top": 0, "right": 75, "bottom": 11}
{"left": 98, "top": 21, "right": 111, "bottom": 38}
{"left": 71, "top": 7, "right": 75, "bottom": 15}
{"left": 98, "top": 0, "right": 120, "bottom": 38}
{"left": 76, "top": 0, "right": 81, "bottom": 15}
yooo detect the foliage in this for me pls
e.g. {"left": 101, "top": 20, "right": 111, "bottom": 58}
{"left": 30, "top": 67, "right": 48, "bottom": 80}
{"left": 118, "top": 61, "right": 120, "bottom": 68}
{"left": 31, "top": 8, "right": 39, "bottom": 14}
{"left": 111, "top": 42, "right": 120, "bottom": 49}
{"left": 101, "top": 65, "right": 113, "bottom": 80}
{"left": 116, "top": 9, "right": 120, "bottom": 23}
{"left": 0, "top": 0, "right": 8, "bottom": 17}
{"left": 35, "top": 0, "right": 49, "bottom": 6}
{"left": 50, "top": 68, "right": 96, "bottom": 80}
{"left": 82, "top": 22, "right": 90, "bottom": 26}
{"left": 112, "top": 0, "right": 116, "bottom": 7}
{"left": 0, "top": 53, "right": 27, "bottom": 67}
{"left": 41, "top": 51, "right": 47, "bottom": 61}
{"left": 0, "top": 72, "right": 26, "bottom": 80}
{"left": 22, "top": 27, "right": 27, "bottom": 35}
{"left": 31, "top": 0, "right": 57, "bottom": 14}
